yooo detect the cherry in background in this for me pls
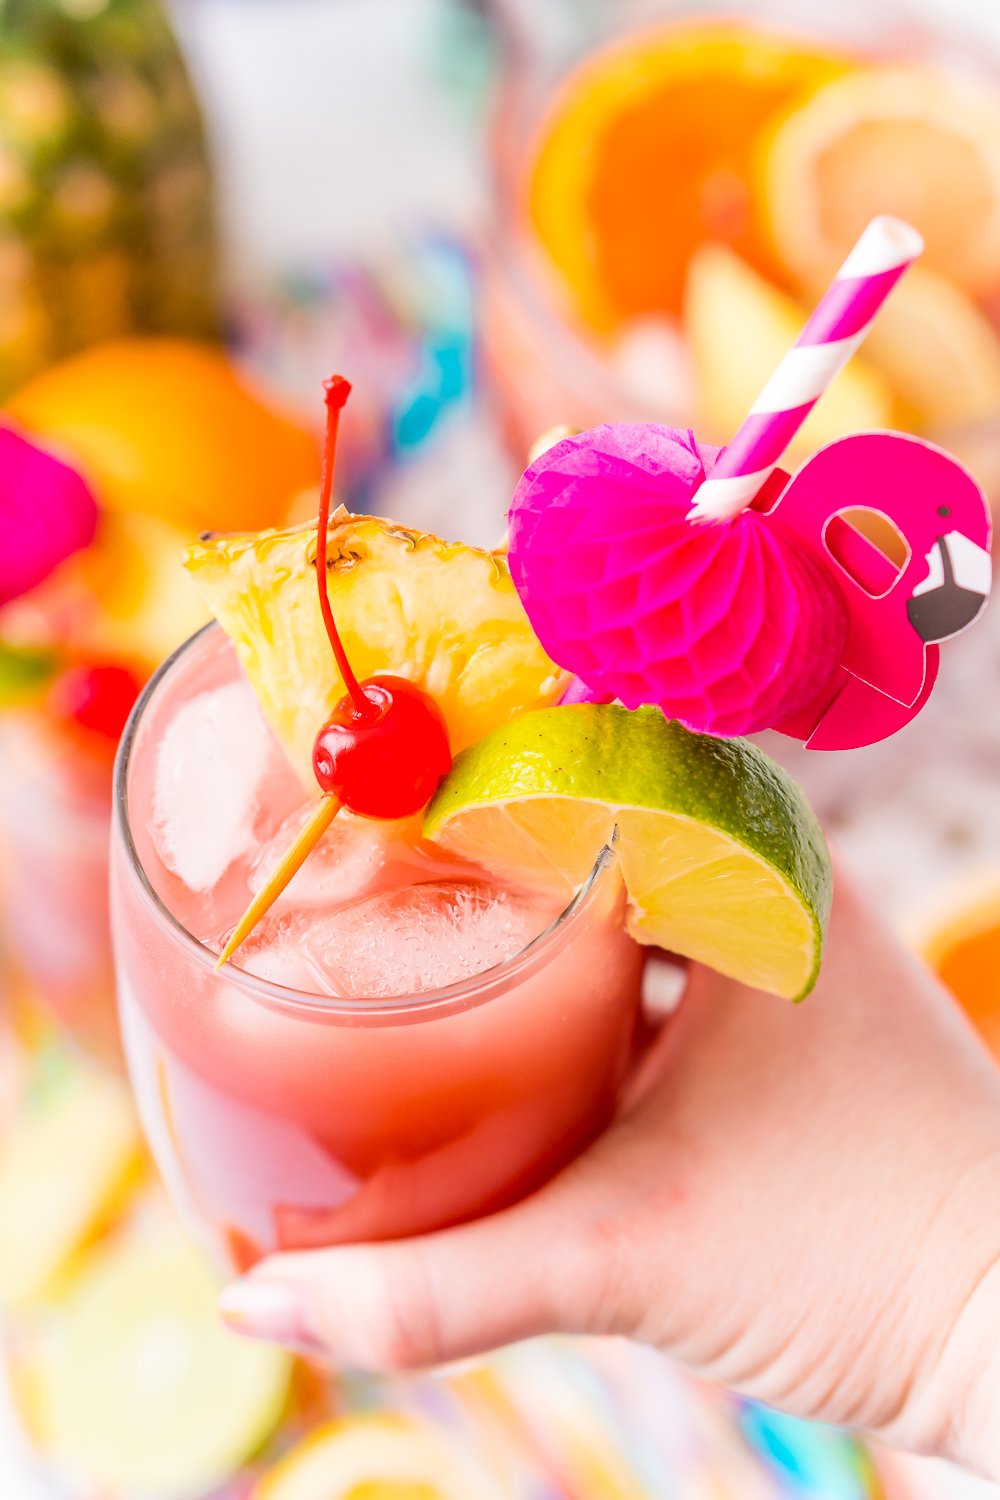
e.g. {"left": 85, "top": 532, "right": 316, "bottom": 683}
{"left": 49, "top": 662, "right": 143, "bottom": 751}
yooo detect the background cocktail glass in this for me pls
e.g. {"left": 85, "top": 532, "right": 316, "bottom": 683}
{"left": 0, "top": 719, "right": 120, "bottom": 1066}
{"left": 482, "top": 0, "right": 1000, "bottom": 498}
{"left": 0, "top": 341, "right": 319, "bottom": 1070}
{"left": 111, "top": 624, "right": 645, "bottom": 1270}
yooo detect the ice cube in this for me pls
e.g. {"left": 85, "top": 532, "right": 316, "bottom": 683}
{"left": 152, "top": 679, "right": 284, "bottom": 893}
{"left": 220, "top": 909, "right": 322, "bottom": 992}
{"left": 302, "top": 879, "right": 557, "bottom": 999}
{"left": 249, "top": 808, "right": 466, "bottom": 914}
{"left": 249, "top": 806, "right": 393, "bottom": 911}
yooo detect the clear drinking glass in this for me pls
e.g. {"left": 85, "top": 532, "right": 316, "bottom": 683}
{"left": 111, "top": 625, "right": 645, "bottom": 1270}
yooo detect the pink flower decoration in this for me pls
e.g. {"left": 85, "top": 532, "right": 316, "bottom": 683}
{"left": 507, "top": 424, "right": 848, "bottom": 738}
{"left": 0, "top": 425, "right": 98, "bottom": 607}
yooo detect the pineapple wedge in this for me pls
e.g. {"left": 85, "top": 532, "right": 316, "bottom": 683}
{"left": 186, "top": 509, "right": 568, "bottom": 784}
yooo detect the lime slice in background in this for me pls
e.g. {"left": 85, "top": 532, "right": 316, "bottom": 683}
{"left": 30, "top": 1230, "right": 292, "bottom": 1499}
{"left": 425, "top": 705, "right": 832, "bottom": 1000}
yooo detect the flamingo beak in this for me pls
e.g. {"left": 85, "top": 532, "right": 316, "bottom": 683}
{"left": 907, "top": 535, "right": 991, "bottom": 644}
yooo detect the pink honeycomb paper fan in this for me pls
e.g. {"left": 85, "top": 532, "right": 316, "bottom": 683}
{"left": 508, "top": 424, "right": 847, "bottom": 737}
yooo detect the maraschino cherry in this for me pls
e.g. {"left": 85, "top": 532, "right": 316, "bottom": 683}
{"left": 218, "top": 376, "right": 452, "bottom": 968}
{"left": 309, "top": 377, "right": 451, "bottom": 817}
{"left": 313, "top": 676, "right": 451, "bottom": 818}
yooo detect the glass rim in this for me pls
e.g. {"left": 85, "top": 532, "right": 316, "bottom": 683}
{"left": 113, "top": 622, "right": 618, "bottom": 1021}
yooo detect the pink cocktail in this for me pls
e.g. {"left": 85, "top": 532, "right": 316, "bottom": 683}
{"left": 0, "top": 718, "right": 121, "bottom": 1063}
{"left": 111, "top": 625, "right": 644, "bottom": 1270}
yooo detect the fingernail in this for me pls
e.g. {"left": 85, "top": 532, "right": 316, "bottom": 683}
{"left": 219, "top": 1279, "right": 325, "bottom": 1357}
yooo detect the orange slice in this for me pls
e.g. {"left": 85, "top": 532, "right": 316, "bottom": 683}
{"left": 761, "top": 66, "right": 1000, "bottom": 297}
{"left": 527, "top": 23, "right": 846, "bottom": 330}
{"left": 5, "top": 337, "right": 319, "bottom": 533}
{"left": 920, "top": 878, "right": 1000, "bottom": 1057}
{"left": 77, "top": 511, "right": 210, "bottom": 668}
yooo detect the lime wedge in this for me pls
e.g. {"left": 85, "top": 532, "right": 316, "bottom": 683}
{"left": 34, "top": 1229, "right": 291, "bottom": 1498}
{"left": 425, "top": 705, "right": 831, "bottom": 1000}
{"left": 257, "top": 1414, "right": 507, "bottom": 1500}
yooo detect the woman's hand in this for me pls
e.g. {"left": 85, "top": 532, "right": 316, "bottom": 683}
{"left": 220, "top": 870, "right": 1000, "bottom": 1476}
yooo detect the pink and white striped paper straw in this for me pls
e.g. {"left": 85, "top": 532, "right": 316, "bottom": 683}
{"left": 687, "top": 215, "right": 924, "bottom": 523}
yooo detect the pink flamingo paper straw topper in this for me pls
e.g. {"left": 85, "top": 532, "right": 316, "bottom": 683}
{"left": 508, "top": 217, "right": 991, "bottom": 750}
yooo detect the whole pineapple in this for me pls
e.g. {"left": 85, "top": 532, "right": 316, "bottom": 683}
{"left": 0, "top": 0, "right": 219, "bottom": 397}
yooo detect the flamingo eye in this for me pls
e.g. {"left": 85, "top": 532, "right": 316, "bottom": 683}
{"left": 938, "top": 504, "right": 951, "bottom": 517}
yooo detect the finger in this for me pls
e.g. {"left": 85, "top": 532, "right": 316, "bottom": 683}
{"left": 218, "top": 1170, "right": 620, "bottom": 1371}
{"left": 217, "top": 954, "right": 755, "bottom": 1371}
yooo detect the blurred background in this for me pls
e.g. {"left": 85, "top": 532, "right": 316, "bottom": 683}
{"left": 4, "top": 1, "right": 1000, "bottom": 1496}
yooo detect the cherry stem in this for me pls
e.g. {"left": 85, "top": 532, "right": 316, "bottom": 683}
{"left": 316, "top": 376, "right": 372, "bottom": 718}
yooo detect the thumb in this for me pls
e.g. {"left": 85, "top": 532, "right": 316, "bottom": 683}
{"left": 218, "top": 1170, "right": 618, "bottom": 1371}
